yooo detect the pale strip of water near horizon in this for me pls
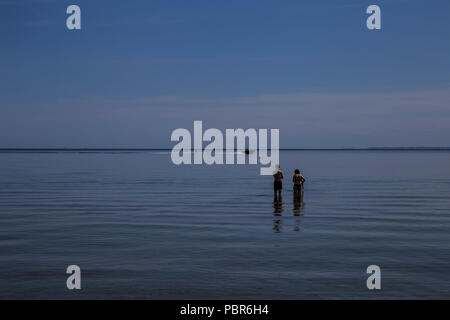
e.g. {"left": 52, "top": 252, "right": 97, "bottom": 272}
{"left": 0, "top": 149, "right": 449, "bottom": 299}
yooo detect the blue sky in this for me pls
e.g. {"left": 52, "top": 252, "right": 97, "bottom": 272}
{"left": 1, "top": 0, "right": 449, "bottom": 148}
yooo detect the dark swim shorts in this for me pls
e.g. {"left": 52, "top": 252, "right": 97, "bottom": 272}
{"left": 294, "top": 184, "right": 302, "bottom": 191}
{"left": 274, "top": 181, "right": 282, "bottom": 191}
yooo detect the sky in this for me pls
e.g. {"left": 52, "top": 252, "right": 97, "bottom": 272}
{"left": 0, "top": 0, "right": 449, "bottom": 148}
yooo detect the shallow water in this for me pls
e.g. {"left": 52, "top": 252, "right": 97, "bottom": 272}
{"left": 0, "top": 150, "right": 449, "bottom": 299}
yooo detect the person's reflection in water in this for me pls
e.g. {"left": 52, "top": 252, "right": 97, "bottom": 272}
{"left": 293, "top": 218, "right": 301, "bottom": 232}
{"left": 273, "top": 218, "right": 282, "bottom": 233}
{"left": 293, "top": 197, "right": 304, "bottom": 216}
{"left": 273, "top": 201, "right": 283, "bottom": 216}
{"left": 272, "top": 202, "right": 283, "bottom": 232}
{"left": 293, "top": 192, "right": 305, "bottom": 232}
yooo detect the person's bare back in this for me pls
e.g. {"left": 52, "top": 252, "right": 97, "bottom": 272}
{"left": 293, "top": 169, "right": 306, "bottom": 202}
{"left": 293, "top": 173, "right": 306, "bottom": 185}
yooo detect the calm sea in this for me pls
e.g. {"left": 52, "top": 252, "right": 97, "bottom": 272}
{"left": 0, "top": 150, "right": 449, "bottom": 299}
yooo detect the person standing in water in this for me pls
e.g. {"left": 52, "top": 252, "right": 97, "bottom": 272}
{"left": 292, "top": 169, "right": 306, "bottom": 202}
{"left": 273, "top": 164, "right": 283, "bottom": 202}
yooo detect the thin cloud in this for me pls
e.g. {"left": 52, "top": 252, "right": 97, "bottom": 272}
{"left": 2, "top": 88, "right": 449, "bottom": 148}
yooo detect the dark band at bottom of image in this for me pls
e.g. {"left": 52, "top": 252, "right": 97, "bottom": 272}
{"left": 3, "top": 300, "right": 448, "bottom": 318}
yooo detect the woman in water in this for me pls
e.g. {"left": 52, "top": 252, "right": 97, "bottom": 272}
{"left": 292, "top": 169, "right": 306, "bottom": 202}
{"left": 273, "top": 164, "right": 283, "bottom": 202}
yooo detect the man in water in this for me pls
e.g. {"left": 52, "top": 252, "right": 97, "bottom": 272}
{"left": 292, "top": 169, "right": 306, "bottom": 202}
{"left": 273, "top": 164, "right": 283, "bottom": 202}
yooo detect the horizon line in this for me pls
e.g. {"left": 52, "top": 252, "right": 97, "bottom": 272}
{"left": 1, "top": 147, "right": 450, "bottom": 151}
